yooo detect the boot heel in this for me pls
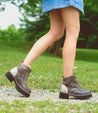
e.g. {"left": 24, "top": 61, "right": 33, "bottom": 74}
{"left": 5, "top": 72, "right": 14, "bottom": 82}
{"left": 59, "top": 92, "right": 69, "bottom": 99}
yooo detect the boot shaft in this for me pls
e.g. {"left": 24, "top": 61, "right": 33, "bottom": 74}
{"left": 62, "top": 75, "right": 81, "bottom": 89}
{"left": 10, "top": 64, "right": 31, "bottom": 85}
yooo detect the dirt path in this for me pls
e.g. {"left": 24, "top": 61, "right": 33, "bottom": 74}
{"left": 0, "top": 87, "right": 98, "bottom": 104}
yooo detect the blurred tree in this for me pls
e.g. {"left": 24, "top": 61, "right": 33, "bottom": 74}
{"left": 0, "top": 0, "right": 98, "bottom": 50}
{"left": 0, "top": 0, "right": 25, "bottom": 9}
{"left": 78, "top": 0, "right": 98, "bottom": 49}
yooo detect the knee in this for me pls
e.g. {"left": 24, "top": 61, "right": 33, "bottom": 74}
{"left": 55, "top": 30, "right": 64, "bottom": 40}
{"left": 49, "top": 27, "right": 64, "bottom": 41}
{"left": 66, "top": 25, "right": 80, "bottom": 41}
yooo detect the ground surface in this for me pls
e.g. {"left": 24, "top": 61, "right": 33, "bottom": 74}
{"left": 0, "top": 87, "right": 98, "bottom": 104}
{"left": 0, "top": 41, "right": 98, "bottom": 112}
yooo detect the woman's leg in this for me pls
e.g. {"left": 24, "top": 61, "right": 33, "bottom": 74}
{"left": 23, "top": 10, "right": 64, "bottom": 66}
{"left": 5, "top": 9, "right": 64, "bottom": 97}
{"left": 60, "top": 7, "right": 80, "bottom": 78}
{"left": 59, "top": 7, "right": 92, "bottom": 99}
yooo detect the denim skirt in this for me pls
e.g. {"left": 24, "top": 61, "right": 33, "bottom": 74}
{"left": 42, "top": 0, "right": 84, "bottom": 14}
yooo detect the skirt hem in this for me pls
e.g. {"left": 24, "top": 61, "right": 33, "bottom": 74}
{"left": 42, "top": 2, "right": 84, "bottom": 14}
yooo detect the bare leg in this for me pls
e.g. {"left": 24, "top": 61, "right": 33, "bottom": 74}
{"left": 23, "top": 10, "right": 64, "bottom": 66}
{"left": 60, "top": 7, "right": 80, "bottom": 78}
{"left": 59, "top": 7, "right": 92, "bottom": 100}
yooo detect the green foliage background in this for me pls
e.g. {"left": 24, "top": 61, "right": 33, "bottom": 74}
{"left": 0, "top": 0, "right": 98, "bottom": 49}
{"left": 0, "top": 25, "right": 25, "bottom": 41}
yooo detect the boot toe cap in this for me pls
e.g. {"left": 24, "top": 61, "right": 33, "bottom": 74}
{"left": 72, "top": 89, "right": 91, "bottom": 95}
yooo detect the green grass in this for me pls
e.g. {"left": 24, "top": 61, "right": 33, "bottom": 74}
{"left": 0, "top": 40, "right": 98, "bottom": 112}
{"left": 0, "top": 100, "right": 98, "bottom": 113}
{"left": 0, "top": 40, "right": 98, "bottom": 92}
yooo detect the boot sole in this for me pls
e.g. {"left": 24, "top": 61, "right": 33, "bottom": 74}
{"left": 59, "top": 92, "right": 92, "bottom": 100}
{"left": 5, "top": 72, "right": 30, "bottom": 97}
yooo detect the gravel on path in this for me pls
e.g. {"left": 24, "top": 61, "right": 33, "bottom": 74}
{"left": 0, "top": 86, "right": 98, "bottom": 104}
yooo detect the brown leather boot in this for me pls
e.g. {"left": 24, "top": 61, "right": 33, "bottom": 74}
{"left": 59, "top": 75, "right": 92, "bottom": 99}
{"left": 5, "top": 64, "right": 31, "bottom": 97}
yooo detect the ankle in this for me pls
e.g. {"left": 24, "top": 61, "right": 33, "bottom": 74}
{"left": 22, "top": 62, "right": 31, "bottom": 69}
{"left": 62, "top": 74, "right": 74, "bottom": 79}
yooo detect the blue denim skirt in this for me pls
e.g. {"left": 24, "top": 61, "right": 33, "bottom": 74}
{"left": 42, "top": 0, "right": 84, "bottom": 14}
